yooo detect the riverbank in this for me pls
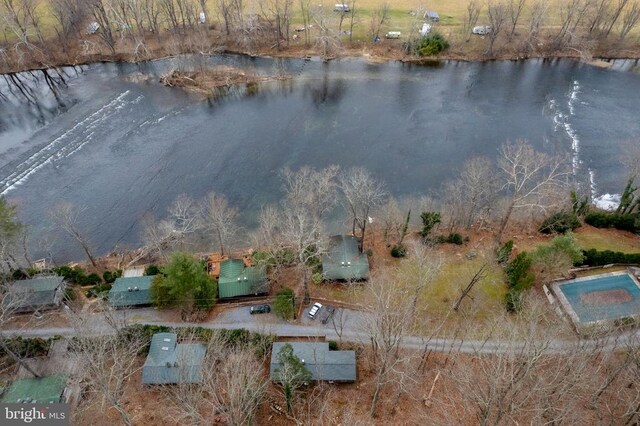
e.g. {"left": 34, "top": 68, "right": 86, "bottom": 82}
{"left": 2, "top": 36, "right": 640, "bottom": 77}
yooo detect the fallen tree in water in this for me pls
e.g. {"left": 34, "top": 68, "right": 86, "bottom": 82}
{"left": 160, "top": 66, "right": 290, "bottom": 96}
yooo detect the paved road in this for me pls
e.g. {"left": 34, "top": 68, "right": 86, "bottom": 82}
{"left": 2, "top": 305, "right": 639, "bottom": 355}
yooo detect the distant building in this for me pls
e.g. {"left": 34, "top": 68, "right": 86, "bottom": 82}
{"left": 108, "top": 276, "right": 153, "bottom": 308}
{"left": 322, "top": 235, "right": 369, "bottom": 281}
{"left": 218, "top": 259, "right": 268, "bottom": 299}
{"left": 0, "top": 375, "right": 69, "bottom": 404}
{"left": 270, "top": 342, "right": 356, "bottom": 383}
{"left": 2, "top": 276, "right": 66, "bottom": 313}
{"left": 142, "top": 333, "right": 206, "bottom": 385}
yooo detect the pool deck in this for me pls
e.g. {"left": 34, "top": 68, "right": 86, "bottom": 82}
{"left": 551, "top": 271, "right": 640, "bottom": 330}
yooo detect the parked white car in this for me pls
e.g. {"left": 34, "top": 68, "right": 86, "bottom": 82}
{"left": 385, "top": 31, "right": 401, "bottom": 39}
{"left": 472, "top": 25, "right": 492, "bottom": 35}
{"left": 308, "top": 302, "right": 323, "bottom": 319}
{"left": 333, "top": 3, "right": 350, "bottom": 12}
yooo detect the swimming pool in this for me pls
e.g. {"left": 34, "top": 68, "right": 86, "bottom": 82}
{"left": 553, "top": 272, "right": 640, "bottom": 325}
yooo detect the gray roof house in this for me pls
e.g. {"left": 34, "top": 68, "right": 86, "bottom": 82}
{"left": 322, "top": 235, "right": 369, "bottom": 281}
{"left": 142, "top": 333, "right": 207, "bottom": 385}
{"left": 108, "top": 276, "right": 153, "bottom": 308}
{"left": 2, "top": 276, "right": 66, "bottom": 313}
{"left": 270, "top": 342, "right": 356, "bottom": 383}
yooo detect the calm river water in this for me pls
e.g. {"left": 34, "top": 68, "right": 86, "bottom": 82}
{"left": 1, "top": 55, "right": 639, "bottom": 262}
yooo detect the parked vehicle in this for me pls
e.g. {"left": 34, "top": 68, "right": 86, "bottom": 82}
{"left": 385, "top": 31, "right": 401, "bottom": 39}
{"left": 320, "top": 306, "right": 336, "bottom": 324}
{"left": 333, "top": 3, "right": 350, "bottom": 12}
{"left": 250, "top": 304, "right": 271, "bottom": 314}
{"left": 472, "top": 25, "right": 492, "bottom": 35}
{"left": 308, "top": 302, "right": 323, "bottom": 319}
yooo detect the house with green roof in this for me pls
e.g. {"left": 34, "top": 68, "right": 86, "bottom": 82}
{"left": 218, "top": 259, "right": 268, "bottom": 299}
{"left": 142, "top": 333, "right": 206, "bottom": 385}
{"left": 322, "top": 235, "right": 369, "bottom": 281}
{"left": 108, "top": 276, "right": 153, "bottom": 308}
{"left": 0, "top": 375, "right": 68, "bottom": 403}
{"left": 270, "top": 342, "right": 356, "bottom": 383}
{"left": 2, "top": 276, "right": 66, "bottom": 313}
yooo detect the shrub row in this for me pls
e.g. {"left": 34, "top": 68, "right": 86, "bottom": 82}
{"left": 0, "top": 337, "right": 52, "bottom": 359}
{"left": 539, "top": 211, "right": 581, "bottom": 234}
{"left": 585, "top": 211, "right": 640, "bottom": 233}
{"left": 581, "top": 249, "right": 640, "bottom": 266}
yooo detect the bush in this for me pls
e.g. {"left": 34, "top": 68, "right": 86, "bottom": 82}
{"left": 54, "top": 266, "right": 102, "bottom": 285}
{"left": 311, "top": 272, "right": 323, "bottom": 285}
{"left": 11, "top": 269, "right": 28, "bottom": 280}
{"left": 505, "top": 252, "right": 535, "bottom": 291}
{"left": 144, "top": 264, "right": 160, "bottom": 276}
{"left": 328, "top": 341, "right": 338, "bottom": 351}
{"left": 584, "top": 211, "right": 639, "bottom": 233}
{"left": 420, "top": 211, "right": 441, "bottom": 240}
{"left": 391, "top": 244, "right": 407, "bottom": 258}
{"left": 436, "top": 233, "right": 466, "bottom": 245}
{"left": 102, "top": 269, "right": 122, "bottom": 284}
{"left": 504, "top": 289, "right": 524, "bottom": 313}
{"left": 0, "top": 337, "right": 51, "bottom": 359}
{"left": 496, "top": 240, "right": 514, "bottom": 265}
{"left": 64, "top": 287, "right": 76, "bottom": 301}
{"left": 273, "top": 288, "right": 296, "bottom": 320}
{"left": 86, "top": 283, "right": 113, "bottom": 299}
{"left": 413, "top": 32, "right": 450, "bottom": 56}
{"left": 581, "top": 249, "right": 640, "bottom": 266}
{"left": 539, "top": 211, "right": 581, "bottom": 234}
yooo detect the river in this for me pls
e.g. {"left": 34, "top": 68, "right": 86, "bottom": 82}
{"left": 1, "top": 55, "right": 639, "bottom": 262}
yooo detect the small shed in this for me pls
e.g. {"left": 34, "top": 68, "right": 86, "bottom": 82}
{"left": 0, "top": 375, "right": 68, "bottom": 403}
{"left": 322, "top": 235, "right": 369, "bottom": 281}
{"left": 218, "top": 259, "right": 268, "bottom": 299}
{"left": 425, "top": 10, "right": 440, "bottom": 21}
{"left": 270, "top": 342, "right": 356, "bottom": 383}
{"left": 108, "top": 276, "right": 153, "bottom": 308}
{"left": 142, "top": 333, "right": 206, "bottom": 385}
{"left": 2, "top": 276, "right": 66, "bottom": 313}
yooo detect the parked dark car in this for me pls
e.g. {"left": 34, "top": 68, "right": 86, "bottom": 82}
{"left": 250, "top": 304, "right": 271, "bottom": 314}
{"left": 320, "top": 306, "right": 336, "bottom": 324}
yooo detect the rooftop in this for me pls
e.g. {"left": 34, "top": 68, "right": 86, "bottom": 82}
{"left": 142, "top": 333, "right": 206, "bottom": 385}
{"left": 108, "top": 276, "right": 153, "bottom": 307}
{"left": 322, "top": 235, "right": 369, "bottom": 281}
{"left": 0, "top": 375, "right": 67, "bottom": 403}
{"left": 2, "top": 276, "right": 64, "bottom": 311}
{"left": 270, "top": 342, "right": 356, "bottom": 382}
{"left": 218, "top": 259, "right": 268, "bottom": 298}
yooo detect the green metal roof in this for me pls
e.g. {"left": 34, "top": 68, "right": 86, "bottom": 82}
{"left": 2, "top": 276, "right": 64, "bottom": 311}
{"left": 0, "top": 375, "right": 67, "bottom": 403}
{"left": 218, "top": 259, "right": 268, "bottom": 299}
{"left": 270, "top": 342, "right": 356, "bottom": 382}
{"left": 142, "top": 333, "right": 206, "bottom": 385}
{"left": 322, "top": 235, "right": 369, "bottom": 281}
{"left": 108, "top": 276, "right": 153, "bottom": 307}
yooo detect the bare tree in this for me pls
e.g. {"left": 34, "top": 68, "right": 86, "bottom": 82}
{"left": 339, "top": 167, "right": 387, "bottom": 252}
{"left": 508, "top": 0, "right": 526, "bottom": 38}
{"left": 525, "top": 0, "right": 548, "bottom": 51}
{"left": 619, "top": 1, "right": 640, "bottom": 40}
{"left": 201, "top": 192, "right": 239, "bottom": 256}
{"left": 165, "top": 193, "right": 202, "bottom": 250}
{"left": 365, "top": 271, "right": 414, "bottom": 417}
{"left": 495, "top": 140, "right": 571, "bottom": 244}
{"left": 91, "top": 0, "right": 117, "bottom": 53}
{"left": 331, "top": 307, "right": 349, "bottom": 343}
{"left": 441, "top": 157, "right": 498, "bottom": 232}
{"left": 464, "top": 1, "right": 481, "bottom": 40}
{"left": 50, "top": 203, "right": 97, "bottom": 267}
{"left": 209, "top": 347, "right": 268, "bottom": 425}
{"left": 281, "top": 166, "right": 338, "bottom": 303}
{"left": 486, "top": 1, "right": 508, "bottom": 55}
{"left": 369, "top": 2, "right": 389, "bottom": 39}
{"left": 69, "top": 309, "right": 149, "bottom": 426}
